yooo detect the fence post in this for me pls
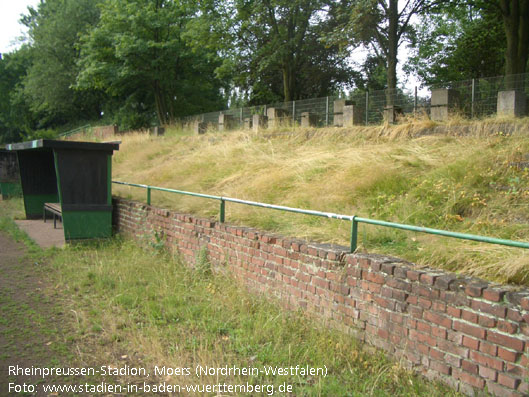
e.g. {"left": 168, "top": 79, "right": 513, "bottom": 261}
{"left": 365, "top": 91, "right": 369, "bottom": 125}
{"left": 219, "top": 199, "right": 225, "bottom": 223}
{"left": 292, "top": 100, "right": 296, "bottom": 125}
{"left": 471, "top": 78, "right": 475, "bottom": 119}
{"left": 350, "top": 217, "right": 358, "bottom": 253}
{"left": 240, "top": 108, "right": 243, "bottom": 125}
{"left": 325, "top": 96, "right": 329, "bottom": 126}
{"left": 147, "top": 186, "right": 151, "bottom": 205}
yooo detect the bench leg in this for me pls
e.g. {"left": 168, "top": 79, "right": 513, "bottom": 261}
{"left": 43, "top": 208, "right": 46, "bottom": 223}
{"left": 54, "top": 214, "right": 56, "bottom": 229}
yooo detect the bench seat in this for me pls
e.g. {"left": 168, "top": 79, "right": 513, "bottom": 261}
{"left": 43, "top": 202, "right": 62, "bottom": 228}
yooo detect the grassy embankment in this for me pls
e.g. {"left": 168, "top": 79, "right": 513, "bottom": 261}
{"left": 111, "top": 117, "right": 529, "bottom": 286}
{"left": 0, "top": 199, "right": 459, "bottom": 395}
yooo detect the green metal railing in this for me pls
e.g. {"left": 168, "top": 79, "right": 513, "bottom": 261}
{"left": 112, "top": 180, "right": 529, "bottom": 253}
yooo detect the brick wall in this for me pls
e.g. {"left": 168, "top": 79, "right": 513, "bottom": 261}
{"left": 113, "top": 197, "right": 529, "bottom": 396}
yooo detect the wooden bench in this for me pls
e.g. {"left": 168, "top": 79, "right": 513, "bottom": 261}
{"left": 43, "top": 203, "right": 62, "bottom": 229}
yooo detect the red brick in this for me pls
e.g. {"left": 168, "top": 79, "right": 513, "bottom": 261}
{"left": 456, "top": 370, "right": 485, "bottom": 389}
{"left": 497, "top": 347, "right": 519, "bottom": 362}
{"left": 461, "top": 310, "right": 478, "bottom": 323}
{"left": 366, "top": 272, "right": 385, "bottom": 284}
{"left": 406, "top": 269, "right": 423, "bottom": 281}
{"left": 429, "top": 347, "right": 444, "bottom": 360}
{"left": 487, "top": 331, "right": 525, "bottom": 352}
{"left": 446, "top": 306, "right": 461, "bottom": 318}
{"left": 478, "top": 365, "right": 497, "bottom": 381}
{"left": 478, "top": 315, "right": 496, "bottom": 328}
{"left": 471, "top": 300, "right": 507, "bottom": 318}
{"left": 497, "top": 374, "right": 521, "bottom": 389}
{"left": 521, "top": 296, "right": 529, "bottom": 311}
{"left": 462, "top": 360, "right": 478, "bottom": 374}
{"left": 479, "top": 341, "right": 497, "bottom": 356}
{"left": 420, "top": 273, "right": 437, "bottom": 285}
{"left": 482, "top": 288, "right": 505, "bottom": 302}
{"left": 462, "top": 336, "right": 479, "bottom": 350}
{"left": 465, "top": 282, "right": 487, "bottom": 297}
{"left": 497, "top": 320, "right": 518, "bottom": 334}
{"left": 453, "top": 320, "right": 486, "bottom": 339}
{"left": 470, "top": 351, "right": 504, "bottom": 371}
{"left": 418, "top": 297, "right": 432, "bottom": 309}
{"left": 417, "top": 321, "right": 431, "bottom": 333}
{"left": 431, "top": 325, "right": 447, "bottom": 339}
{"left": 430, "top": 360, "right": 451, "bottom": 375}
{"left": 424, "top": 311, "right": 452, "bottom": 329}
{"left": 444, "top": 353, "right": 462, "bottom": 368}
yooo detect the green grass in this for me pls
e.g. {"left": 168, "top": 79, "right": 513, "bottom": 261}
{"left": 47, "top": 236, "right": 460, "bottom": 396}
{"left": 112, "top": 121, "right": 529, "bottom": 286}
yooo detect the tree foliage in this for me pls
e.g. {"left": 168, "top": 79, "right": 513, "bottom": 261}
{"left": 22, "top": 0, "right": 103, "bottom": 126}
{"left": 406, "top": 3, "right": 505, "bottom": 84}
{"left": 76, "top": 0, "right": 227, "bottom": 127}
{"left": 223, "top": 0, "right": 354, "bottom": 103}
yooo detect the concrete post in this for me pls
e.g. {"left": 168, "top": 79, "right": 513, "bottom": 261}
{"left": 343, "top": 105, "right": 363, "bottom": 127}
{"left": 300, "top": 112, "right": 318, "bottom": 127}
{"left": 193, "top": 121, "right": 207, "bottom": 134}
{"left": 497, "top": 90, "right": 527, "bottom": 117}
{"left": 383, "top": 105, "right": 403, "bottom": 124}
{"left": 252, "top": 114, "right": 267, "bottom": 132}
{"left": 244, "top": 117, "right": 253, "bottom": 130}
{"left": 333, "top": 99, "right": 353, "bottom": 127}
{"left": 430, "top": 88, "right": 460, "bottom": 121}
{"left": 267, "top": 108, "right": 290, "bottom": 128}
{"left": 219, "top": 113, "right": 235, "bottom": 131}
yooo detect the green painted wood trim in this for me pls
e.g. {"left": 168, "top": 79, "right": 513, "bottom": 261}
{"left": 62, "top": 211, "right": 112, "bottom": 240}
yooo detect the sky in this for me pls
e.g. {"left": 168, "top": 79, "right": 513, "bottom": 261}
{"left": 0, "top": 0, "right": 41, "bottom": 54}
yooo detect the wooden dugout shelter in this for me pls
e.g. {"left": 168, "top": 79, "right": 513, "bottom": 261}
{"left": 6, "top": 139, "right": 120, "bottom": 241}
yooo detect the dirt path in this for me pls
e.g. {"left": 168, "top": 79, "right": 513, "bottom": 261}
{"left": 0, "top": 232, "right": 70, "bottom": 396}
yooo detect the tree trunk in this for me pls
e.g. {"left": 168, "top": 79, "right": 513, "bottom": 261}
{"left": 501, "top": 0, "right": 529, "bottom": 89}
{"left": 282, "top": 64, "right": 295, "bottom": 102}
{"left": 153, "top": 80, "right": 168, "bottom": 125}
{"left": 386, "top": 0, "right": 399, "bottom": 106}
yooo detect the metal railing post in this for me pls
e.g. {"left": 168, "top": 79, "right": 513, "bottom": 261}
{"left": 350, "top": 217, "right": 358, "bottom": 253}
{"left": 220, "top": 199, "right": 225, "bottom": 223}
{"left": 147, "top": 186, "right": 151, "bottom": 205}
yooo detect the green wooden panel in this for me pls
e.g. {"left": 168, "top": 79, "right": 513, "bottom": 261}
{"left": 62, "top": 211, "right": 112, "bottom": 240}
{"left": 24, "top": 193, "right": 59, "bottom": 218}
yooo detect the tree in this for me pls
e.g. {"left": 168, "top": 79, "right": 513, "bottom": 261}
{"left": 77, "top": 0, "right": 227, "bottom": 127}
{"left": 0, "top": 48, "right": 37, "bottom": 143}
{"left": 336, "top": 0, "right": 445, "bottom": 104}
{"left": 21, "top": 0, "right": 103, "bottom": 126}
{"left": 498, "top": 0, "right": 529, "bottom": 84}
{"left": 221, "top": 0, "right": 354, "bottom": 103}
{"left": 406, "top": 3, "right": 505, "bottom": 84}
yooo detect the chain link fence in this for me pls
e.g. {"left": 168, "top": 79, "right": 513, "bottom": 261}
{"left": 178, "top": 72, "right": 529, "bottom": 129}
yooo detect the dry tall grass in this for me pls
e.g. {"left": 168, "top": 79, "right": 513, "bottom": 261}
{"left": 111, "top": 118, "right": 529, "bottom": 286}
